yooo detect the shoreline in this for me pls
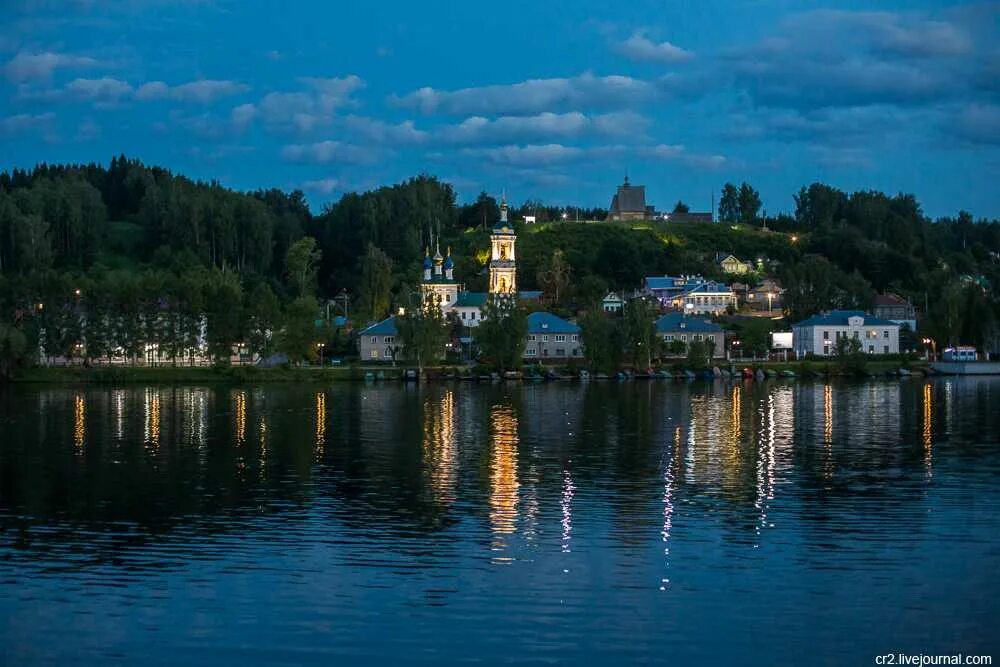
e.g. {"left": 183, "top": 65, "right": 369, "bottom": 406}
{"left": 6, "top": 360, "right": 933, "bottom": 384}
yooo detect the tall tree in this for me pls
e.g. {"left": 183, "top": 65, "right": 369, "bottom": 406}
{"left": 622, "top": 297, "right": 658, "bottom": 370}
{"left": 285, "top": 236, "right": 321, "bottom": 298}
{"left": 357, "top": 243, "right": 393, "bottom": 322}
{"left": 737, "top": 182, "right": 762, "bottom": 225}
{"left": 396, "top": 295, "right": 449, "bottom": 373}
{"left": 718, "top": 183, "right": 739, "bottom": 223}
{"left": 578, "top": 308, "right": 619, "bottom": 373}
{"left": 474, "top": 294, "right": 528, "bottom": 373}
{"left": 536, "top": 248, "right": 572, "bottom": 307}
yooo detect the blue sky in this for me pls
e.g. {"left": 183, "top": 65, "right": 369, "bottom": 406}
{"left": 2, "top": 0, "right": 998, "bottom": 217}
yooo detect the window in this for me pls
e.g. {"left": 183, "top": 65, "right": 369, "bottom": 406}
{"left": 681, "top": 334, "right": 687, "bottom": 342}
{"left": 555, "top": 334, "right": 566, "bottom": 343}
{"left": 384, "top": 336, "right": 394, "bottom": 344}
{"left": 528, "top": 334, "right": 536, "bottom": 342}
{"left": 556, "top": 348, "right": 565, "bottom": 357}
{"left": 470, "top": 311, "right": 476, "bottom": 320}
{"left": 573, "top": 348, "right": 580, "bottom": 356}
{"left": 823, "top": 345, "right": 830, "bottom": 356}
{"left": 694, "top": 334, "right": 703, "bottom": 341}
{"left": 883, "top": 345, "right": 889, "bottom": 354}
{"left": 542, "top": 349, "right": 549, "bottom": 357}
{"left": 868, "top": 345, "right": 874, "bottom": 354}
{"left": 665, "top": 334, "right": 674, "bottom": 342}
{"left": 370, "top": 336, "right": 377, "bottom": 344}
{"left": 853, "top": 331, "right": 860, "bottom": 339}
{"left": 823, "top": 330, "right": 829, "bottom": 340}
{"left": 883, "top": 330, "right": 889, "bottom": 338}
{"left": 542, "top": 335, "right": 549, "bottom": 342}
{"left": 571, "top": 334, "right": 578, "bottom": 342}
{"left": 384, "top": 349, "right": 393, "bottom": 359}
{"left": 707, "top": 335, "right": 715, "bottom": 344}
{"left": 370, "top": 349, "right": 378, "bottom": 359}
{"left": 525, "top": 347, "right": 537, "bottom": 357}
{"left": 461, "top": 312, "right": 466, "bottom": 320}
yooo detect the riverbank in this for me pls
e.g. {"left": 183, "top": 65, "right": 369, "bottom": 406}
{"left": 8, "top": 359, "right": 930, "bottom": 384}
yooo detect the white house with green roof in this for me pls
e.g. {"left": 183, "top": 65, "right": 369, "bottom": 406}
{"left": 792, "top": 310, "right": 900, "bottom": 357}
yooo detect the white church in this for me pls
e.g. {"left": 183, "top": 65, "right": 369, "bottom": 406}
{"left": 420, "top": 197, "right": 540, "bottom": 326}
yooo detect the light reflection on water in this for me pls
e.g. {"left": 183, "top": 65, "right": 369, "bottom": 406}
{"left": 1, "top": 378, "right": 999, "bottom": 665}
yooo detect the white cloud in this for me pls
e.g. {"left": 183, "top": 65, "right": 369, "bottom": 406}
{"left": 65, "top": 77, "right": 132, "bottom": 104}
{"left": 436, "top": 110, "right": 648, "bottom": 145}
{"left": 391, "top": 72, "right": 657, "bottom": 116}
{"left": 302, "top": 178, "right": 343, "bottom": 195}
{"left": 461, "top": 144, "right": 585, "bottom": 166}
{"left": 135, "top": 79, "right": 249, "bottom": 103}
{"left": 616, "top": 32, "right": 693, "bottom": 63}
{"left": 281, "top": 140, "right": 376, "bottom": 164}
{"left": 342, "top": 115, "right": 428, "bottom": 144}
{"left": 4, "top": 50, "right": 102, "bottom": 82}
{"left": 230, "top": 103, "right": 257, "bottom": 129}
{"left": 0, "top": 111, "right": 55, "bottom": 135}
{"left": 250, "top": 76, "right": 364, "bottom": 132}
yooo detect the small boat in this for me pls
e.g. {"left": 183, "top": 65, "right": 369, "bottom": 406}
{"left": 579, "top": 370, "right": 590, "bottom": 381}
{"left": 742, "top": 368, "right": 754, "bottom": 379}
{"left": 684, "top": 370, "right": 696, "bottom": 379}
{"left": 755, "top": 369, "right": 765, "bottom": 381}
{"left": 780, "top": 369, "right": 796, "bottom": 378}
{"left": 363, "top": 371, "right": 375, "bottom": 382}
{"left": 897, "top": 368, "right": 912, "bottom": 376}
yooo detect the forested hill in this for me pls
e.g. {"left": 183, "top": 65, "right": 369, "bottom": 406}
{"left": 1, "top": 157, "right": 998, "bottom": 349}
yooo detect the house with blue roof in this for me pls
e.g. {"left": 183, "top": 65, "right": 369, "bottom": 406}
{"left": 524, "top": 312, "right": 583, "bottom": 360}
{"left": 358, "top": 316, "right": 400, "bottom": 362}
{"left": 643, "top": 274, "right": 737, "bottom": 314}
{"left": 791, "top": 310, "right": 900, "bottom": 357}
{"left": 655, "top": 313, "right": 725, "bottom": 358}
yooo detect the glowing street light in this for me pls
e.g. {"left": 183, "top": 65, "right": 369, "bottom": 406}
{"left": 561, "top": 212, "right": 568, "bottom": 220}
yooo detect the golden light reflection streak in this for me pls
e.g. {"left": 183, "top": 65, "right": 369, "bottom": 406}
{"left": 729, "top": 384, "right": 742, "bottom": 465}
{"left": 144, "top": 388, "right": 160, "bottom": 452}
{"left": 823, "top": 383, "right": 834, "bottom": 480}
{"left": 234, "top": 390, "right": 247, "bottom": 446}
{"left": 258, "top": 415, "right": 269, "bottom": 480}
{"left": 315, "top": 391, "right": 327, "bottom": 459}
{"left": 73, "top": 394, "right": 85, "bottom": 455}
{"left": 922, "top": 383, "right": 933, "bottom": 478}
{"left": 423, "top": 390, "right": 457, "bottom": 505}
{"left": 489, "top": 404, "right": 520, "bottom": 560}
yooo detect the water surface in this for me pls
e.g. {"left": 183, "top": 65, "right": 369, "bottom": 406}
{"left": 1, "top": 379, "right": 998, "bottom": 665}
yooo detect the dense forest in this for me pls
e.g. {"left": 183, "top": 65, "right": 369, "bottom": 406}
{"left": 0, "top": 156, "right": 998, "bottom": 374}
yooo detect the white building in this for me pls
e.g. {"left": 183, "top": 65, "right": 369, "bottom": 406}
{"left": 792, "top": 310, "right": 900, "bottom": 357}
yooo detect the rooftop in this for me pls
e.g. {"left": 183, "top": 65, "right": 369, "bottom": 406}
{"left": 527, "top": 311, "right": 580, "bottom": 334}
{"left": 359, "top": 316, "right": 398, "bottom": 336}
{"left": 655, "top": 313, "right": 723, "bottom": 333}
{"left": 793, "top": 310, "right": 899, "bottom": 328}
{"left": 873, "top": 293, "right": 913, "bottom": 307}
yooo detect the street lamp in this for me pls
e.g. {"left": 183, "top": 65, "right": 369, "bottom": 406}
{"left": 561, "top": 212, "right": 568, "bottom": 221}
{"left": 790, "top": 235, "right": 798, "bottom": 243}
{"left": 317, "top": 342, "right": 325, "bottom": 366}
{"left": 921, "top": 337, "right": 937, "bottom": 361}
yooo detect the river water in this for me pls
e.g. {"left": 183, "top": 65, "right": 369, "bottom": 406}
{"left": 1, "top": 379, "right": 998, "bottom": 665}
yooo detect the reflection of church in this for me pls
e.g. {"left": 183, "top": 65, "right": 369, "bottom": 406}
{"left": 420, "top": 196, "right": 540, "bottom": 327}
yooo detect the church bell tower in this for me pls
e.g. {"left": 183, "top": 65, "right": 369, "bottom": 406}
{"left": 488, "top": 196, "right": 517, "bottom": 294}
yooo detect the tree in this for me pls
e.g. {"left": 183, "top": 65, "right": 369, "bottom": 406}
{"left": 280, "top": 295, "right": 320, "bottom": 364}
{"left": 718, "top": 183, "right": 739, "bottom": 223}
{"left": 686, "top": 339, "right": 712, "bottom": 368}
{"left": 285, "top": 236, "right": 321, "bottom": 297}
{"left": 578, "top": 307, "right": 619, "bottom": 373}
{"left": 622, "top": 297, "right": 657, "bottom": 370}
{"left": 204, "top": 270, "right": 244, "bottom": 363}
{"left": 834, "top": 336, "right": 867, "bottom": 375}
{"left": 474, "top": 294, "right": 528, "bottom": 372}
{"left": 0, "top": 323, "right": 27, "bottom": 380}
{"left": 537, "top": 248, "right": 572, "bottom": 307}
{"left": 396, "top": 295, "right": 449, "bottom": 372}
{"left": 737, "top": 182, "right": 762, "bottom": 225}
{"left": 357, "top": 243, "right": 393, "bottom": 322}
{"left": 247, "top": 282, "right": 281, "bottom": 360}
{"left": 672, "top": 200, "right": 690, "bottom": 214}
